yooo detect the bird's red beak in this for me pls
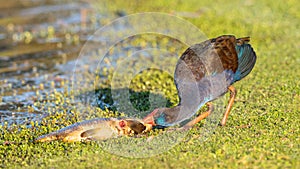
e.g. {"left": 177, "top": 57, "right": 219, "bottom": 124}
{"left": 142, "top": 109, "right": 158, "bottom": 126}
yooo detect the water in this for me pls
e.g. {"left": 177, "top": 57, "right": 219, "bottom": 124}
{"left": 0, "top": 0, "right": 117, "bottom": 126}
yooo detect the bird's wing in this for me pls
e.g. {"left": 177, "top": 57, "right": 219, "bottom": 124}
{"left": 174, "top": 35, "right": 239, "bottom": 102}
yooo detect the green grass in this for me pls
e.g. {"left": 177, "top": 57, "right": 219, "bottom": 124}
{"left": 1, "top": 0, "right": 299, "bottom": 168}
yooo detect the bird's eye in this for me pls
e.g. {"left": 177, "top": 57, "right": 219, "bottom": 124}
{"left": 119, "top": 120, "right": 126, "bottom": 128}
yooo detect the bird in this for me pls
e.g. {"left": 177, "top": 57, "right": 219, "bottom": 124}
{"left": 143, "top": 35, "right": 256, "bottom": 128}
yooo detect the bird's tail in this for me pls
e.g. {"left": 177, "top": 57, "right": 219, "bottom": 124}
{"left": 235, "top": 38, "right": 257, "bottom": 81}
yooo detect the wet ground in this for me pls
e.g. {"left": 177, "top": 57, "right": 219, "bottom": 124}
{"left": 0, "top": 0, "right": 118, "bottom": 126}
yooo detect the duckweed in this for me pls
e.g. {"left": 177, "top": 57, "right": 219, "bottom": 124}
{"left": 1, "top": 0, "right": 300, "bottom": 168}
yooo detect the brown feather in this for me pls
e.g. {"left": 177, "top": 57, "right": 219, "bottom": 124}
{"left": 174, "top": 35, "right": 240, "bottom": 90}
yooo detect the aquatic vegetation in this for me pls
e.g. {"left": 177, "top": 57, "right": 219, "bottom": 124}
{"left": 0, "top": 0, "right": 299, "bottom": 168}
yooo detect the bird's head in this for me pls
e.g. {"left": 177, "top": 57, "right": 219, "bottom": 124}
{"left": 143, "top": 108, "right": 172, "bottom": 127}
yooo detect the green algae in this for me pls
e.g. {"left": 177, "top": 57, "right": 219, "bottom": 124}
{"left": 0, "top": 0, "right": 300, "bottom": 168}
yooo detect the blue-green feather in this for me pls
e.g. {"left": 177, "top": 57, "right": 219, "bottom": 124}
{"left": 234, "top": 44, "right": 256, "bottom": 81}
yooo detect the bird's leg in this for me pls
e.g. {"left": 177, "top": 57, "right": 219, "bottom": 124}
{"left": 220, "top": 85, "right": 236, "bottom": 126}
{"left": 182, "top": 102, "right": 214, "bottom": 129}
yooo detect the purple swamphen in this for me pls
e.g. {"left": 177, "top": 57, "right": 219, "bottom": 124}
{"left": 143, "top": 35, "right": 256, "bottom": 128}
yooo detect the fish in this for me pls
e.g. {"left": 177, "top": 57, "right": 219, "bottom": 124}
{"left": 35, "top": 118, "right": 152, "bottom": 142}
